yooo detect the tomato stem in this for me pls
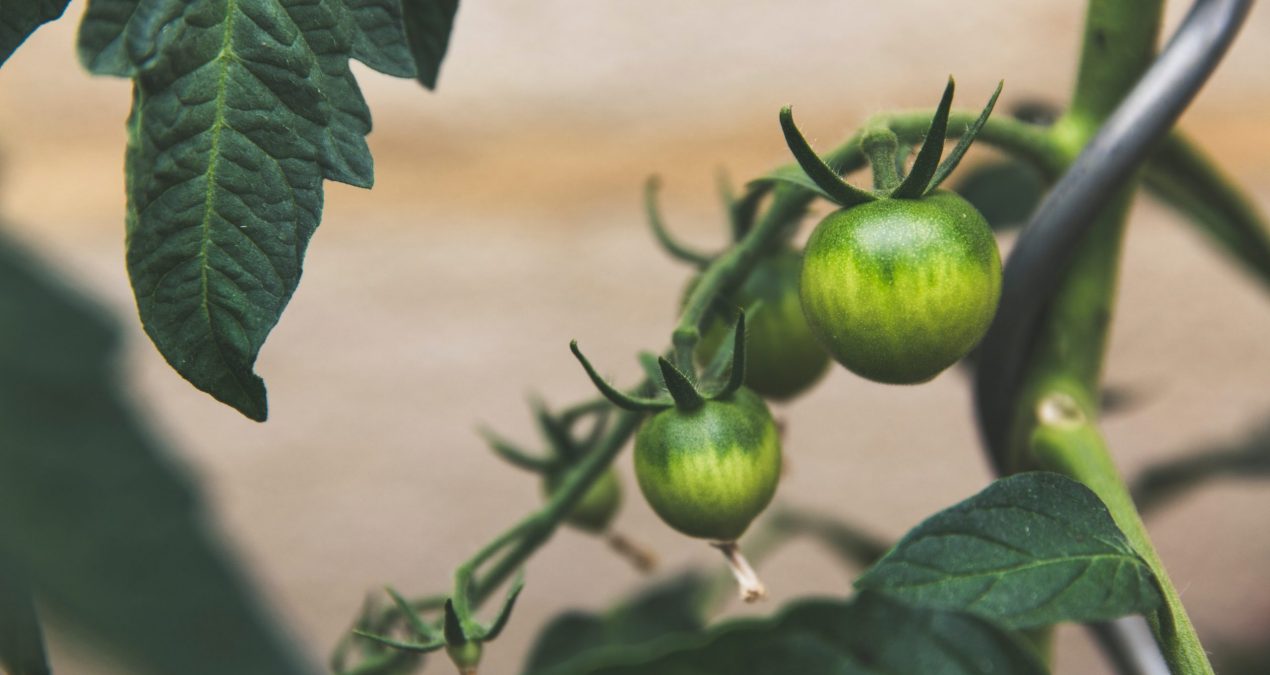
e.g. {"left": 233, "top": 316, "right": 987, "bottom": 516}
{"left": 711, "top": 541, "right": 766, "bottom": 603}
{"left": 861, "top": 126, "right": 900, "bottom": 192}
{"left": 606, "top": 531, "right": 658, "bottom": 573}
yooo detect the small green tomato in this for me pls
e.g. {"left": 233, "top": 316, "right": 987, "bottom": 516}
{"left": 544, "top": 468, "right": 621, "bottom": 534}
{"left": 695, "top": 248, "right": 831, "bottom": 400}
{"left": 633, "top": 388, "right": 781, "bottom": 542}
{"left": 799, "top": 190, "right": 1002, "bottom": 384}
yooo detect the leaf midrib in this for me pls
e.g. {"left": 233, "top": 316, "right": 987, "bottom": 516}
{"left": 882, "top": 550, "right": 1140, "bottom": 590}
{"left": 196, "top": 0, "right": 254, "bottom": 404}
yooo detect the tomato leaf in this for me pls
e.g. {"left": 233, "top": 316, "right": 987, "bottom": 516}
{"left": 0, "top": 231, "right": 309, "bottom": 675}
{"left": 401, "top": 0, "right": 460, "bottom": 89}
{"left": 524, "top": 572, "right": 710, "bottom": 673}
{"left": 75, "top": 0, "right": 426, "bottom": 420}
{"left": 856, "top": 472, "right": 1163, "bottom": 628}
{"left": 0, "top": 0, "right": 70, "bottom": 66}
{"left": 529, "top": 592, "right": 1046, "bottom": 675}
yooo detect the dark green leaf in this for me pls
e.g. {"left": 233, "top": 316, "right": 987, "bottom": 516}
{"left": 524, "top": 572, "right": 709, "bottom": 673}
{"left": 0, "top": 230, "right": 309, "bottom": 675}
{"left": 532, "top": 593, "right": 1047, "bottom": 675}
{"left": 1144, "top": 132, "right": 1270, "bottom": 291}
{"left": 400, "top": 0, "right": 459, "bottom": 89}
{"left": 856, "top": 472, "right": 1163, "bottom": 628}
{"left": 76, "top": 0, "right": 418, "bottom": 420}
{"left": 0, "top": 560, "right": 50, "bottom": 675}
{"left": 0, "top": 0, "right": 69, "bottom": 66}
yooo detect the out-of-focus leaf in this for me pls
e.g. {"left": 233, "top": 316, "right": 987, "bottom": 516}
{"left": 1145, "top": 132, "right": 1270, "bottom": 291}
{"left": 0, "top": 559, "right": 50, "bottom": 675}
{"left": 953, "top": 158, "right": 1046, "bottom": 231}
{"left": 524, "top": 572, "right": 709, "bottom": 673}
{"left": 400, "top": 0, "right": 460, "bottom": 89}
{"left": 75, "top": 0, "right": 419, "bottom": 420}
{"left": 0, "top": 231, "right": 311, "bottom": 675}
{"left": 530, "top": 593, "right": 1046, "bottom": 675}
{"left": 856, "top": 472, "right": 1162, "bottom": 628}
{"left": 0, "top": 0, "right": 69, "bottom": 66}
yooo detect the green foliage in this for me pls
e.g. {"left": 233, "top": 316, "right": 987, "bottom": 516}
{"left": 73, "top": 0, "right": 457, "bottom": 420}
{"left": 401, "top": 0, "right": 460, "bottom": 89}
{"left": 0, "top": 230, "right": 309, "bottom": 675}
{"left": 530, "top": 592, "right": 1046, "bottom": 675}
{"left": 525, "top": 573, "right": 711, "bottom": 674}
{"left": 857, "top": 472, "right": 1163, "bottom": 628}
{"left": 0, "top": 561, "right": 49, "bottom": 675}
{"left": 0, "top": 0, "right": 69, "bottom": 66}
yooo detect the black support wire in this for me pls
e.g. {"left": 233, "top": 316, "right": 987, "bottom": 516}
{"left": 973, "top": 1, "right": 1254, "bottom": 674}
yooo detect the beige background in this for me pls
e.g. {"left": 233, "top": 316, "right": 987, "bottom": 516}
{"left": 2, "top": 1, "right": 1269, "bottom": 673}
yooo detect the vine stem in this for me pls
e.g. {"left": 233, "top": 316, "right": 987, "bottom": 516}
{"left": 710, "top": 541, "right": 765, "bottom": 603}
{"left": 461, "top": 149, "right": 838, "bottom": 613}
{"left": 974, "top": 0, "right": 1252, "bottom": 673}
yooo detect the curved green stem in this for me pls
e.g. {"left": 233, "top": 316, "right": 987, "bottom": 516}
{"left": 996, "top": 0, "right": 1216, "bottom": 672}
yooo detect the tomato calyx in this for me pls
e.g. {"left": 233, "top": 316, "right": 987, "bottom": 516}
{"left": 352, "top": 574, "right": 524, "bottom": 674}
{"left": 777, "top": 77, "right": 1003, "bottom": 205}
{"left": 571, "top": 309, "right": 749, "bottom": 414}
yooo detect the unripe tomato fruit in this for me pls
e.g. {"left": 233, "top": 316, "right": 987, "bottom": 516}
{"left": 633, "top": 388, "right": 781, "bottom": 541}
{"left": 799, "top": 190, "right": 1001, "bottom": 384}
{"left": 695, "top": 249, "right": 831, "bottom": 400}
{"left": 545, "top": 468, "right": 621, "bottom": 534}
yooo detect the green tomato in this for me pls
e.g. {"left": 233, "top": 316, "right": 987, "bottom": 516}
{"left": 545, "top": 468, "right": 621, "bottom": 534}
{"left": 634, "top": 388, "right": 781, "bottom": 541}
{"left": 695, "top": 249, "right": 831, "bottom": 400}
{"left": 799, "top": 190, "right": 1002, "bottom": 384}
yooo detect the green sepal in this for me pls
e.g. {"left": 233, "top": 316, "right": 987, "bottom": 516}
{"left": 753, "top": 165, "right": 842, "bottom": 203}
{"left": 891, "top": 77, "right": 955, "bottom": 199}
{"left": 657, "top": 357, "right": 705, "bottom": 411}
{"left": 531, "top": 395, "right": 578, "bottom": 459}
{"left": 778, "top": 107, "right": 878, "bottom": 207}
{"left": 644, "top": 176, "right": 712, "bottom": 267}
{"left": 928, "top": 80, "right": 1005, "bottom": 192}
{"left": 570, "top": 341, "right": 668, "bottom": 412}
{"left": 481, "top": 572, "right": 526, "bottom": 642}
{"left": 351, "top": 630, "right": 445, "bottom": 654}
{"left": 382, "top": 587, "right": 443, "bottom": 643}
{"left": 443, "top": 599, "right": 468, "bottom": 645}
{"left": 714, "top": 309, "right": 748, "bottom": 399}
{"left": 478, "top": 426, "right": 557, "bottom": 473}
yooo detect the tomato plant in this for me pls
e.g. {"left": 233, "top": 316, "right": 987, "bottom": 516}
{"left": 1, "top": 2, "right": 1268, "bottom": 675}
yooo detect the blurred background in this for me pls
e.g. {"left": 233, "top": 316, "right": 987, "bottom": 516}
{"left": 1, "top": 1, "right": 1268, "bottom": 673}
